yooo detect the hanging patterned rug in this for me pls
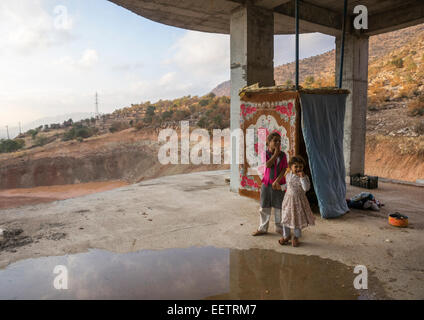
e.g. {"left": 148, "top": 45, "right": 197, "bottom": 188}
{"left": 238, "top": 84, "right": 350, "bottom": 219}
{"left": 238, "top": 86, "right": 307, "bottom": 200}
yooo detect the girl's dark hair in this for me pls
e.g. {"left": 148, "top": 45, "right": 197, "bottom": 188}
{"left": 266, "top": 132, "right": 281, "bottom": 146}
{"left": 289, "top": 155, "right": 306, "bottom": 167}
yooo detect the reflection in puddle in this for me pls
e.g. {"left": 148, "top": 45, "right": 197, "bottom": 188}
{"left": 0, "top": 247, "right": 384, "bottom": 300}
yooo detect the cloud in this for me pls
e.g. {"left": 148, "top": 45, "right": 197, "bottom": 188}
{"left": 118, "top": 31, "right": 231, "bottom": 103}
{"left": 128, "top": 72, "right": 194, "bottom": 102}
{"left": 164, "top": 31, "right": 230, "bottom": 91}
{"left": 78, "top": 49, "right": 99, "bottom": 68}
{"left": 0, "top": 0, "right": 74, "bottom": 54}
{"left": 112, "top": 62, "right": 144, "bottom": 72}
{"left": 274, "top": 33, "right": 335, "bottom": 66}
{"left": 158, "top": 72, "right": 177, "bottom": 86}
{"left": 54, "top": 49, "right": 99, "bottom": 70}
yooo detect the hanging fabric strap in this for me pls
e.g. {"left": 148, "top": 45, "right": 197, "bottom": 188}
{"left": 338, "top": 0, "right": 348, "bottom": 88}
{"left": 295, "top": 0, "right": 299, "bottom": 90}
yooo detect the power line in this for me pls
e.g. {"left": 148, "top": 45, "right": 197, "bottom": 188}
{"left": 95, "top": 92, "right": 99, "bottom": 117}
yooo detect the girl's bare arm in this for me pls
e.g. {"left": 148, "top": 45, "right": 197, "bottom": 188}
{"left": 275, "top": 166, "right": 287, "bottom": 184}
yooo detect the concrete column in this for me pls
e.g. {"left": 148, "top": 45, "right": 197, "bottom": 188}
{"left": 230, "top": 4, "right": 275, "bottom": 192}
{"left": 335, "top": 33, "right": 369, "bottom": 176}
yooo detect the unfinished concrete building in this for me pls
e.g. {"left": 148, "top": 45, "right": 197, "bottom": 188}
{"left": 108, "top": 0, "right": 424, "bottom": 192}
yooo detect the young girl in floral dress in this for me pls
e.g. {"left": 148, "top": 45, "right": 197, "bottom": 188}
{"left": 278, "top": 155, "right": 315, "bottom": 247}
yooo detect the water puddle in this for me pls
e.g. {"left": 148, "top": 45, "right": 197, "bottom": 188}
{"left": 0, "top": 247, "right": 385, "bottom": 299}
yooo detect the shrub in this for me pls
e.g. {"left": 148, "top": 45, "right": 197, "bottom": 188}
{"left": 199, "top": 99, "right": 210, "bottom": 107}
{"left": 26, "top": 129, "right": 39, "bottom": 140}
{"left": 135, "top": 121, "right": 145, "bottom": 130}
{"left": 197, "top": 116, "right": 208, "bottom": 128}
{"left": 304, "top": 76, "right": 315, "bottom": 87}
{"left": 415, "top": 121, "right": 424, "bottom": 135}
{"left": 221, "top": 96, "right": 230, "bottom": 104}
{"left": 63, "top": 118, "right": 73, "bottom": 127}
{"left": 408, "top": 97, "right": 424, "bottom": 116}
{"left": 399, "top": 83, "right": 419, "bottom": 98}
{"left": 368, "top": 88, "right": 390, "bottom": 107}
{"left": 63, "top": 126, "right": 97, "bottom": 141}
{"left": 391, "top": 57, "right": 404, "bottom": 68}
{"left": 63, "top": 129, "right": 76, "bottom": 141}
{"left": 173, "top": 110, "right": 190, "bottom": 121}
{"left": 109, "top": 121, "right": 130, "bottom": 133}
{"left": 146, "top": 106, "right": 156, "bottom": 117}
{"left": 34, "top": 135, "right": 49, "bottom": 147}
{"left": 161, "top": 110, "right": 173, "bottom": 121}
{"left": 143, "top": 116, "right": 152, "bottom": 124}
{"left": 75, "top": 127, "right": 91, "bottom": 138}
{"left": 213, "top": 114, "right": 223, "bottom": 128}
{"left": 0, "top": 139, "right": 25, "bottom": 153}
{"left": 405, "top": 57, "right": 417, "bottom": 71}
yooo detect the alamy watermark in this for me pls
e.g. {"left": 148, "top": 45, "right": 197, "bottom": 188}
{"left": 53, "top": 5, "right": 72, "bottom": 30}
{"left": 353, "top": 5, "right": 368, "bottom": 30}
{"left": 353, "top": 265, "right": 368, "bottom": 290}
{"left": 158, "top": 121, "right": 269, "bottom": 175}
{"left": 53, "top": 265, "right": 69, "bottom": 290}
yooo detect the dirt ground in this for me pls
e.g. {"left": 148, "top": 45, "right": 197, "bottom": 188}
{"left": 0, "top": 170, "right": 423, "bottom": 299}
{"left": 0, "top": 181, "right": 128, "bottom": 210}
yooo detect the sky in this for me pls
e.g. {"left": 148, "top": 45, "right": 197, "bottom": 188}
{"left": 0, "top": 0, "right": 335, "bottom": 134}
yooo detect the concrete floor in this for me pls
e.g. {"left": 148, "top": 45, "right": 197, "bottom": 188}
{"left": 0, "top": 170, "right": 423, "bottom": 299}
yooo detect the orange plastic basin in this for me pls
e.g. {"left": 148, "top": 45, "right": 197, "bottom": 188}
{"left": 388, "top": 213, "right": 409, "bottom": 228}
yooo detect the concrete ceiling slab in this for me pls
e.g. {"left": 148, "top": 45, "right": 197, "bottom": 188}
{"left": 108, "top": 0, "right": 424, "bottom": 36}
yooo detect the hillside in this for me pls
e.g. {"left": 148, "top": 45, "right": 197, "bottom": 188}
{"left": 1, "top": 24, "right": 423, "bottom": 188}
{"left": 211, "top": 24, "right": 424, "bottom": 97}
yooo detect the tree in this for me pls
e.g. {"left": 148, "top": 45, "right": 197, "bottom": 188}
{"left": 199, "top": 99, "right": 209, "bottom": 107}
{"left": 304, "top": 76, "right": 315, "bottom": 87}
{"left": 146, "top": 106, "right": 156, "bottom": 117}
{"left": 213, "top": 114, "right": 223, "bottom": 128}
{"left": 0, "top": 139, "right": 25, "bottom": 153}
{"left": 26, "top": 129, "right": 39, "bottom": 140}
{"left": 197, "top": 116, "right": 208, "bottom": 128}
{"left": 63, "top": 119, "right": 73, "bottom": 127}
{"left": 161, "top": 110, "right": 173, "bottom": 121}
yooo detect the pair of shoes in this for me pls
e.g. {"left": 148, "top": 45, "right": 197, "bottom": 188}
{"left": 251, "top": 230, "right": 267, "bottom": 236}
{"left": 278, "top": 237, "right": 290, "bottom": 245}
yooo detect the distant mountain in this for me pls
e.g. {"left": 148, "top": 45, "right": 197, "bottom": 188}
{"left": 211, "top": 24, "right": 424, "bottom": 97}
{"left": 0, "top": 112, "right": 94, "bottom": 139}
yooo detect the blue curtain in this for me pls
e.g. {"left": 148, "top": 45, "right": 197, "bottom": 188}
{"left": 300, "top": 93, "right": 349, "bottom": 219}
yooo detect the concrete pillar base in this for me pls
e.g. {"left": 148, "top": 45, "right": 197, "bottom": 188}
{"left": 336, "top": 33, "right": 369, "bottom": 176}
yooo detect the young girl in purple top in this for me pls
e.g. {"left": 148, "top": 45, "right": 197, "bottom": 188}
{"left": 252, "top": 132, "right": 288, "bottom": 236}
